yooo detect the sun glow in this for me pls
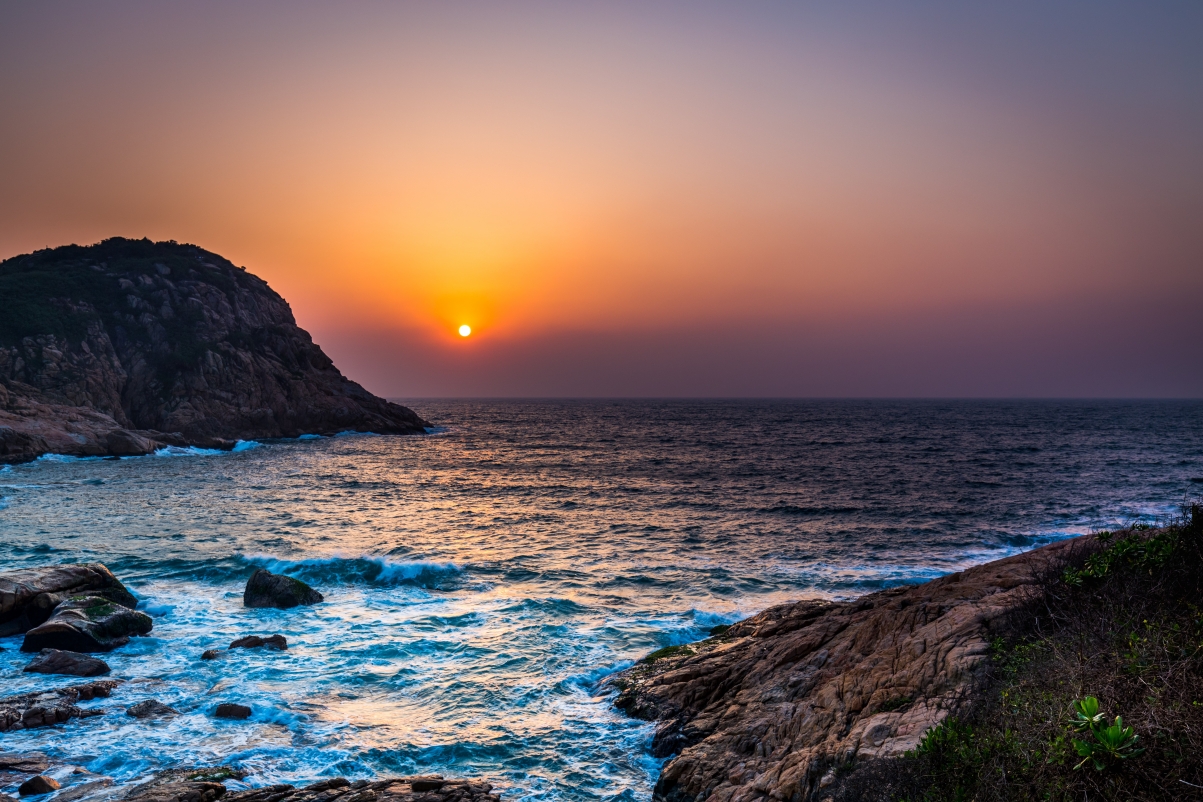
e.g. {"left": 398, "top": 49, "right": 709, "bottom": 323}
{"left": 458, "top": 324, "right": 472, "bottom": 337}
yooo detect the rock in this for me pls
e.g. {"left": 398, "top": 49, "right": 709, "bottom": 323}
{"left": 0, "top": 751, "right": 50, "bottom": 773}
{"left": 120, "top": 771, "right": 499, "bottom": 802}
{"left": 609, "top": 535, "right": 1096, "bottom": 802}
{"left": 243, "top": 570, "right": 322, "bottom": 609}
{"left": 22, "top": 649, "right": 110, "bottom": 677}
{"left": 0, "top": 681, "right": 119, "bottom": 732}
{"left": 127, "top": 700, "right": 179, "bottom": 719}
{"left": 228, "top": 634, "right": 286, "bottom": 650}
{"left": 17, "top": 776, "right": 60, "bottom": 796}
{"left": 53, "top": 779, "right": 113, "bottom": 802}
{"left": 0, "top": 237, "right": 430, "bottom": 465}
{"left": 21, "top": 596, "right": 152, "bottom": 652}
{"left": 0, "top": 563, "right": 138, "bottom": 636}
{"left": 201, "top": 649, "right": 223, "bottom": 660}
{"left": 213, "top": 703, "right": 251, "bottom": 720}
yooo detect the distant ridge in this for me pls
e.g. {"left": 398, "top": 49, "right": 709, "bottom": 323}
{"left": 0, "top": 237, "right": 428, "bottom": 462}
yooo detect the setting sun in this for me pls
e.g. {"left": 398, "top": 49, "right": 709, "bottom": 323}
{"left": 458, "top": 324, "right": 472, "bottom": 337}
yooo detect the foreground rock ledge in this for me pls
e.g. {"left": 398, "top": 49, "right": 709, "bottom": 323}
{"left": 122, "top": 773, "right": 499, "bottom": 802}
{"left": 610, "top": 536, "right": 1091, "bottom": 802}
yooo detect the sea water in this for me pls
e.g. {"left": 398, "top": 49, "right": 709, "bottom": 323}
{"left": 1, "top": 400, "right": 1201, "bottom": 801}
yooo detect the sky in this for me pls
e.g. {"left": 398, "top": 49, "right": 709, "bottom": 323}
{"left": 1, "top": 1, "right": 1200, "bottom": 397}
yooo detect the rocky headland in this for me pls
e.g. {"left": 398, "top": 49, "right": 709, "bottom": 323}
{"left": 0, "top": 238, "right": 428, "bottom": 463}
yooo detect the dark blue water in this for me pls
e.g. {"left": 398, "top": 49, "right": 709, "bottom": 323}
{"left": 1, "top": 400, "right": 1200, "bottom": 801}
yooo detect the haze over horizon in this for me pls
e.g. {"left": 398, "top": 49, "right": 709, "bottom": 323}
{"left": 2, "top": 1, "right": 1200, "bottom": 398}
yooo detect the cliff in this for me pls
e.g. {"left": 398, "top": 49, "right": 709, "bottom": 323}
{"left": 0, "top": 237, "right": 428, "bottom": 462}
{"left": 610, "top": 536, "right": 1090, "bottom": 802}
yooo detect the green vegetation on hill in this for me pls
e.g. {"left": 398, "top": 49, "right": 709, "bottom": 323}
{"left": 0, "top": 236, "right": 254, "bottom": 346}
{"left": 837, "top": 506, "right": 1203, "bottom": 801}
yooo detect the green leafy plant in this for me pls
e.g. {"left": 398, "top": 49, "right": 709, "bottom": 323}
{"left": 1069, "top": 697, "right": 1144, "bottom": 771}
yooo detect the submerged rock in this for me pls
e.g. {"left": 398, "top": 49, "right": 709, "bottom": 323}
{"left": 0, "top": 563, "right": 138, "bottom": 636}
{"left": 243, "top": 570, "right": 322, "bottom": 609}
{"left": 22, "top": 649, "right": 111, "bottom": 677}
{"left": 0, "top": 681, "right": 119, "bottom": 732}
{"left": 126, "top": 700, "right": 179, "bottom": 719}
{"left": 17, "top": 776, "right": 59, "bottom": 796}
{"left": 213, "top": 703, "right": 251, "bottom": 720}
{"left": 200, "top": 649, "right": 223, "bottom": 661}
{"left": 229, "top": 634, "right": 287, "bottom": 650}
{"left": 609, "top": 535, "right": 1094, "bottom": 802}
{"left": 21, "top": 596, "right": 152, "bottom": 653}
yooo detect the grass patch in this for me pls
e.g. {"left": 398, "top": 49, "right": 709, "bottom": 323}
{"left": 642, "top": 645, "right": 696, "bottom": 665}
{"left": 833, "top": 504, "right": 1203, "bottom": 801}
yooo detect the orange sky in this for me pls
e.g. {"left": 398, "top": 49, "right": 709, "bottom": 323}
{"left": 2, "top": 2, "right": 1201, "bottom": 396}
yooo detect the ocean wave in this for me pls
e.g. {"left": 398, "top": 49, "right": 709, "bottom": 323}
{"left": 152, "top": 445, "right": 225, "bottom": 457}
{"left": 334, "top": 430, "right": 378, "bottom": 437}
{"left": 36, "top": 453, "right": 104, "bottom": 463}
{"left": 232, "top": 440, "right": 261, "bottom": 452}
{"left": 297, "top": 434, "right": 323, "bottom": 440}
{"left": 241, "top": 554, "right": 462, "bottom": 587}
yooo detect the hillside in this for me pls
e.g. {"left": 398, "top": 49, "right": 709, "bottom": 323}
{"left": 0, "top": 237, "right": 427, "bottom": 462}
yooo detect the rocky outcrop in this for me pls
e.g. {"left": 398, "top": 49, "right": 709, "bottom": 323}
{"left": 611, "top": 536, "right": 1089, "bottom": 802}
{"left": 126, "top": 700, "right": 179, "bottom": 719}
{"left": 17, "top": 776, "right": 60, "bottom": 796}
{"left": 22, "top": 649, "right": 111, "bottom": 676}
{"left": 21, "top": 596, "right": 153, "bottom": 652}
{"left": 0, "top": 563, "right": 138, "bottom": 636}
{"left": 229, "top": 634, "right": 287, "bottom": 650}
{"left": 0, "top": 680, "right": 120, "bottom": 732}
{"left": 121, "top": 773, "right": 499, "bottom": 802}
{"left": 0, "top": 237, "right": 429, "bottom": 463}
{"left": 213, "top": 704, "right": 252, "bottom": 720}
{"left": 243, "top": 570, "right": 323, "bottom": 609}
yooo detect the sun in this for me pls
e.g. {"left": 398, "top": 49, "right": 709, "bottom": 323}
{"left": 458, "top": 324, "right": 472, "bottom": 337}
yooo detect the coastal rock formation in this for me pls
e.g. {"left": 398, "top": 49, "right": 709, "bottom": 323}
{"left": 243, "top": 570, "right": 323, "bottom": 609}
{"left": 229, "top": 634, "right": 287, "bottom": 650}
{"left": 126, "top": 700, "right": 179, "bottom": 719}
{"left": 0, "top": 680, "right": 119, "bottom": 732}
{"left": 0, "top": 237, "right": 429, "bottom": 463}
{"left": 17, "top": 776, "right": 60, "bottom": 796}
{"left": 22, "top": 649, "right": 111, "bottom": 676}
{"left": 213, "top": 704, "right": 252, "bottom": 720}
{"left": 21, "top": 596, "right": 152, "bottom": 652}
{"left": 0, "top": 563, "right": 138, "bottom": 636}
{"left": 611, "top": 536, "right": 1089, "bottom": 802}
{"left": 122, "top": 773, "right": 499, "bottom": 802}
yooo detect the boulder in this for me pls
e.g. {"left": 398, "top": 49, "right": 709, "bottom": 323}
{"left": 200, "top": 649, "right": 222, "bottom": 660}
{"left": 22, "top": 649, "right": 110, "bottom": 677}
{"left": 213, "top": 703, "right": 251, "bottom": 720}
{"left": 0, "top": 563, "right": 138, "bottom": 636}
{"left": 17, "top": 776, "right": 59, "bottom": 796}
{"left": 126, "top": 700, "right": 179, "bottom": 719}
{"left": 229, "top": 634, "right": 287, "bottom": 650}
{"left": 0, "top": 752, "right": 50, "bottom": 773}
{"left": 21, "top": 596, "right": 151, "bottom": 653}
{"left": 0, "top": 681, "right": 118, "bottom": 733}
{"left": 243, "top": 570, "right": 322, "bottom": 609}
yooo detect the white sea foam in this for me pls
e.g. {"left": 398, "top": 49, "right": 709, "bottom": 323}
{"left": 35, "top": 453, "right": 103, "bottom": 463}
{"left": 232, "top": 440, "right": 261, "bottom": 452}
{"left": 297, "top": 434, "right": 323, "bottom": 440}
{"left": 152, "top": 445, "right": 225, "bottom": 457}
{"left": 244, "top": 553, "right": 461, "bottom": 585}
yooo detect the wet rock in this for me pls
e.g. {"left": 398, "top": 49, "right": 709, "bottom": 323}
{"left": 17, "top": 776, "right": 60, "bottom": 796}
{"left": 126, "top": 700, "right": 179, "bottom": 719}
{"left": 121, "top": 771, "right": 499, "bottom": 802}
{"left": 0, "top": 681, "right": 120, "bottom": 732}
{"left": 0, "top": 751, "right": 50, "bottom": 773}
{"left": 1, "top": 794, "right": 17, "bottom": 802}
{"left": 228, "top": 634, "right": 286, "bottom": 650}
{"left": 54, "top": 779, "right": 113, "bottom": 802}
{"left": 243, "top": 570, "right": 322, "bottom": 609}
{"left": 0, "top": 563, "right": 138, "bottom": 636}
{"left": 609, "top": 535, "right": 1096, "bottom": 802}
{"left": 21, "top": 596, "right": 152, "bottom": 652}
{"left": 23, "top": 649, "right": 111, "bottom": 677}
{"left": 213, "top": 703, "right": 251, "bottom": 720}
{"left": 200, "top": 649, "right": 222, "bottom": 660}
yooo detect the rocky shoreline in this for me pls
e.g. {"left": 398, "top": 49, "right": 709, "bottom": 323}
{"left": 607, "top": 534, "right": 1096, "bottom": 802}
{"left": 2, "top": 536, "right": 1100, "bottom": 802}
{"left": 0, "top": 238, "right": 429, "bottom": 464}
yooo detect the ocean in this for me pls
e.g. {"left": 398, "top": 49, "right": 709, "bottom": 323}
{"left": 1, "top": 400, "right": 1201, "bottom": 801}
